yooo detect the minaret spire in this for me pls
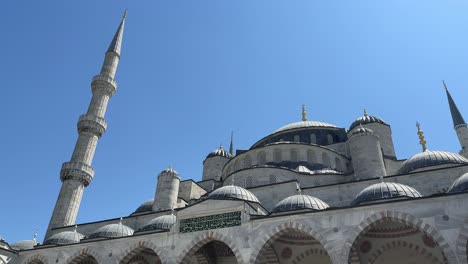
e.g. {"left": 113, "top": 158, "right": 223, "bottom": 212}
{"left": 229, "top": 131, "right": 234, "bottom": 155}
{"left": 443, "top": 81, "right": 468, "bottom": 158}
{"left": 45, "top": 12, "right": 127, "bottom": 239}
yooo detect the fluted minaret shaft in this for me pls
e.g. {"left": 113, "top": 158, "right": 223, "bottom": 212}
{"left": 45, "top": 12, "right": 126, "bottom": 239}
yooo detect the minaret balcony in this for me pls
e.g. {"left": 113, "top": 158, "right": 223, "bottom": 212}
{"left": 91, "top": 75, "right": 117, "bottom": 96}
{"left": 60, "top": 162, "right": 95, "bottom": 186}
{"left": 78, "top": 114, "right": 107, "bottom": 137}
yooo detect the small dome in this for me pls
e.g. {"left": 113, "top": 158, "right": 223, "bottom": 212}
{"left": 350, "top": 126, "right": 374, "bottom": 137}
{"left": 208, "top": 185, "right": 260, "bottom": 203}
{"left": 206, "top": 146, "right": 233, "bottom": 159}
{"left": 89, "top": 222, "right": 134, "bottom": 239}
{"left": 353, "top": 182, "right": 422, "bottom": 205}
{"left": 139, "top": 214, "right": 176, "bottom": 232}
{"left": 44, "top": 230, "right": 84, "bottom": 245}
{"left": 350, "top": 113, "right": 387, "bottom": 130}
{"left": 273, "top": 194, "right": 329, "bottom": 212}
{"left": 275, "top": 121, "right": 338, "bottom": 133}
{"left": 448, "top": 172, "right": 468, "bottom": 193}
{"left": 399, "top": 150, "right": 468, "bottom": 174}
{"left": 11, "top": 239, "right": 37, "bottom": 250}
{"left": 133, "top": 199, "right": 154, "bottom": 214}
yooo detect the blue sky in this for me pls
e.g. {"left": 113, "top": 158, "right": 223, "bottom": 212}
{"left": 1, "top": 1, "right": 468, "bottom": 243}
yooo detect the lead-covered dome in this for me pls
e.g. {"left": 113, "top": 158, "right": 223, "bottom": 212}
{"left": 139, "top": 214, "right": 176, "bottom": 232}
{"left": 273, "top": 194, "right": 329, "bottom": 212}
{"left": 350, "top": 112, "right": 387, "bottom": 130}
{"left": 448, "top": 172, "right": 468, "bottom": 193}
{"left": 350, "top": 126, "right": 374, "bottom": 137}
{"left": 89, "top": 222, "right": 134, "bottom": 239}
{"left": 11, "top": 239, "right": 37, "bottom": 250}
{"left": 206, "top": 146, "right": 233, "bottom": 159}
{"left": 353, "top": 182, "right": 422, "bottom": 205}
{"left": 398, "top": 150, "right": 468, "bottom": 174}
{"left": 208, "top": 185, "right": 260, "bottom": 203}
{"left": 44, "top": 230, "right": 84, "bottom": 245}
{"left": 275, "top": 121, "right": 338, "bottom": 133}
{"left": 133, "top": 199, "right": 154, "bottom": 214}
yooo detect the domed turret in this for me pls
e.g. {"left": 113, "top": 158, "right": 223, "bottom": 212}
{"left": 353, "top": 182, "right": 422, "bottom": 205}
{"left": 203, "top": 145, "right": 232, "bottom": 181}
{"left": 349, "top": 110, "right": 396, "bottom": 158}
{"left": 273, "top": 194, "right": 329, "bottom": 213}
{"left": 448, "top": 172, "right": 468, "bottom": 193}
{"left": 399, "top": 150, "right": 468, "bottom": 174}
{"left": 347, "top": 125, "right": 387, "bottom": 180}
{"left": 153, "top": 166, "right": 181, "bottom": 211}
{"left": 208, "top": 185, "right": 260, "bottom": 203}
{"left": 89, "top": 220, "right": 134, "bottom": 239}
{"left": 44, "top": 228, "right": 84, "bottom": 245}
{"left": 138, "top": 214, "right": 176, "bottom": 232}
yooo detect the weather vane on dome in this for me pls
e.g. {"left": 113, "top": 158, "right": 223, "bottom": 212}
{"left": 302, "top": 104, "right": 307, "bottom": 121}
{"left": 416, "top": 122, "right": 427, "bottom": 152}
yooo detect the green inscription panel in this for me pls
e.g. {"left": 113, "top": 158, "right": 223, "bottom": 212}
{"left": 179, "top": 211, "right": 241, "bottom": 233}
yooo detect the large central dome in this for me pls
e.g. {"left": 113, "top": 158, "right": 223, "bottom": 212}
{"left": 275, "top": 121, "right": 338, "bottom": 133}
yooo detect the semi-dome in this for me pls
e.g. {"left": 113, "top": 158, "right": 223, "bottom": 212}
{"left": 398, "top": 150, "right": 468, "bottom": 174}
{"left": 133, "top": 198, "right": 154, "bottom": 214}
{"left": 11, "top": 239, "right": 37, "bottom": 250}
{"left": 273, "top": 194, "right": 329, "bottom": 213}
{"left": 349, "top": 112, "right": 387, "bottom": 130}
{"left": 43, "top": 230, "right": 84, "bottom": 245}
{"left": 275, "top": 121, "right": 338, "bottom": 133}
{"left": 89, "top": 221, "right": 134, "bottom": 239}
{"left": 206, "top": 146, "right": 233, "bottom": 159}
{"left": 139, "top": 214, "right": 176, "bottom": 232}
{"left": 353, "top": 182, "right": 422, "bottom": 205}
{"left": 208, "top": 185, "right": 260, "bottom": 203}
{"left": 448, "top": 172, "right": 468, "bottom": 193}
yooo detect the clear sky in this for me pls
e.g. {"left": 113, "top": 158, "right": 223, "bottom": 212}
{"left": 1, "top": 1, "right": 468, "bottom": 243}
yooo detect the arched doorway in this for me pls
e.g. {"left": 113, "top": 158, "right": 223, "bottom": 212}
{"left": 184, "top": 240, "right": 237, "bottom": 264}
{"left": 349, "top": 218, "right": 447, "bottom": 264}
{"left": 120, "top": 246, "right": 162, "bottom": 264}
{"left": 255, "top": 229, "right": 332, "bottom": 264}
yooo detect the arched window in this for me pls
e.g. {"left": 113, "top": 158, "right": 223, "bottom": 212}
{"left": 243, "top": 155, "right": 252, "bottom": 168}
{"left": 290, "top": 149, "right": 298, "bottom": 161}
{"left": 322, "top": 152, "right": 331, "bottom": 168}
{"left": 310, "top": 134, "right": 317, "bottom": 144}
{"left": 307, "top": 149, "right": 316, "bottom": 163}
{"left": 294, "top": 135, "right": 300, "bottom": 142}
{"left": 327, "top": 134, "right": 333, "bottom": 144}
{"left": 335, "top": 157, "right": 342, "bottom": 171}
{"left": 257, "top": 151, "right": 266, "bottom": 165}
{"left": 273, "top": 149, "right": 282, "bottom": 162}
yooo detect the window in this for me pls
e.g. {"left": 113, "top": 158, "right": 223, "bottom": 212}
{"left": 257, "top": 151, "right": 266, "bottom": 165}
{"left": 307, "top": 149, "right": 316, "bottom": 163}
{"left": 243, "top": 155, "right": 252, "bottom": 168}
{"left": 327, "top": 134, "right": 333, "bottom": 144}
{"left": 273, "top": 149, "right": 282, "bottom": 162}
{"left": 290, "top": 149, "right": 298, "bottom": 161}
{"left": 335, "top": 157, "right": 342, "bottom": 171}
{"left": 322, "top": 152, "right": 331, "bottom": 168}
{"left": 310, "top": 134, "right": 317, "bottom": 144}
{"left": 294, "top": 135, "right": 300, "bottom": 142}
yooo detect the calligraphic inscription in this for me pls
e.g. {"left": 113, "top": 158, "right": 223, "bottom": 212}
{"left": 179, "top": 211, "right": 241, "bottom": 233}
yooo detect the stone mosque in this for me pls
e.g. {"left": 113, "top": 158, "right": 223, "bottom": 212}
{"left": 4, "top": 11, "right": 468, "bottom": 264}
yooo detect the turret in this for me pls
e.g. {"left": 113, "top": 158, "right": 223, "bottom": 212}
{"left": 444, "top": 81, "right": 468, "bottom": 158}
{"left": 347, "top": 125, "right": 386, "bottom": 180}
{"left": 203, "top": 145, "right": 232, "bottom": 181}
{"left": 153, "top": 167, "right": 181, "bottom": 211}
{"left": 45, "top": 11, "right": 127, "bottom": 240}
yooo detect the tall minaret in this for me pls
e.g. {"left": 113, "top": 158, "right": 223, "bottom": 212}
{"left": 45, "top": 12, "right": 127, "bottom": 239}
{"left": 444, "top": 81, "right": 468, "bottom": 158}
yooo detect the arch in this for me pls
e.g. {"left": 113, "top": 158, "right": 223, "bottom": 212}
{"left": 248, "top": 221, "right": 333, "bottom": 264}
{"left": 366, "top": 240, "right": 446, "bottom": 264}
{"left": 343, "top": 210, "right": 456, "bottom": 264}
{"left": 23, "top": 254, "right": 48, "bottom": 264}
{"left": 118, "top": 241, "right": 166, "bottom": 264}
{"left": 455, "top": 217, "right": 468, "bottom": 264}
{"left": 65, "top": 248, "right": 104, "bottom": 264}
{"left": 177, "top": 231, "right": 245, "bottom": 264}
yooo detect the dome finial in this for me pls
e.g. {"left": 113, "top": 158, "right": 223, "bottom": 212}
{"left": 364, "top": 109, "right": 368, "bottom": 117}
{"left": 171, "top": 207, "right": 175, "bottom": 215}
{"left": 219, "top": 144, "right": 223, "bottom": 150}
{"left": 296, "top": 181, "right": 302, "bottom": 194}
{"left": 231, "top": 175, "right": 235, "bottom": 186}
{"left": 416, "top": 122, "right": 427, "bottom": 152}
{"left": 74, "top": 225, "right": 78, "bottom": 233}
{"left": 33, "top": 230, "right": 38, "bottom": 242}
{"left": 302, "top": 104, "right": 307, "bottom": 121}
{"left": 119, "top": 217, "right": 123, "bottom": 225}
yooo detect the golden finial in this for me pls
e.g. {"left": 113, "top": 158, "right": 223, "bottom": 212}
{"left": 443, "top": 80, "right": 448, "bottom": 91}
{"left": 363, "top": 109, "right": 368, "bottom": 117}
{"left": 416, "top": 122, "right": 427, "bottom": 152}
{"left": 219, "top": 144, "right": 223, "bottom": 150}
{"left": 302, "top": 104, "right": 307, "bottom": 121}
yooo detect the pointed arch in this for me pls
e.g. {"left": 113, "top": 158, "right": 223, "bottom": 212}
{"left": 117, "top": 240, "right": 166, "bottom": 264}
{"left": 23, "top": 254, "right": 48, "bottom": 264}
{"left": 177, "top": 231, "right": 245, "bottom": 264}
{"left": 342, "top": 210, "right": 456, "bottom": 264}
{"left": 65, "top": 248, "right": 103, "bottom": 264}
{"left": 456, "top": 217, "right": 468, "bottom": 264}
{"left": 248, "top": 221, "right": 334, "bottom": 264}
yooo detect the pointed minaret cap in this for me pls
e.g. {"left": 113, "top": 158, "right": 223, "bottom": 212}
{"left": 443, "top": 80, "right": 466, "bottom": 128}
{"left": 229, "top": 131, "right": 234, "bottom": 155}
{"left": 107, "top": 10, "right": 127, "bottom": 56}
